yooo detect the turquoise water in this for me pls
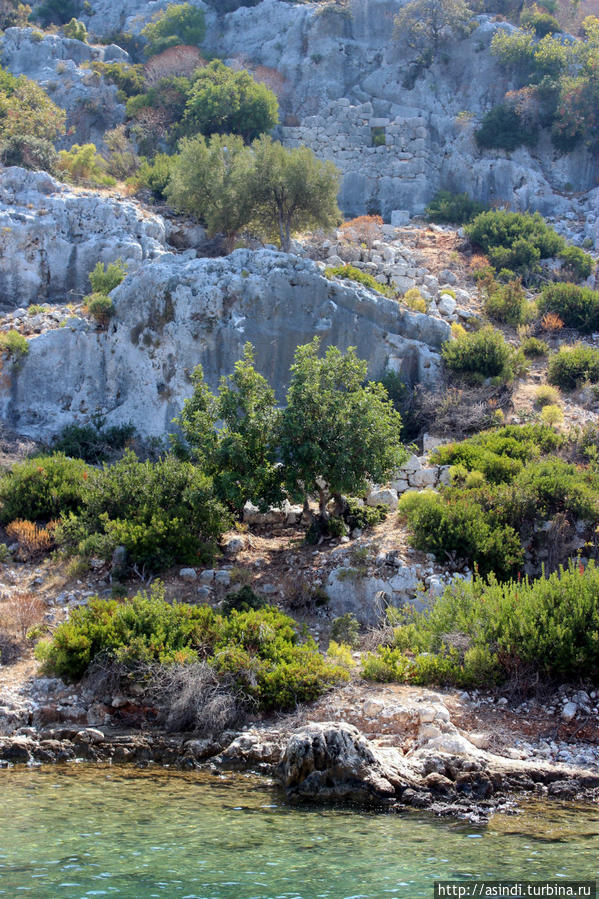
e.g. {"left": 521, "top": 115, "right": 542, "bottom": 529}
{"left": 0, "top": 766, "right": 598, "bottom": 898}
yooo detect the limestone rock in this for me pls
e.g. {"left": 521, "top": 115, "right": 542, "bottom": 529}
{"left": 366, "top": 487, "right": 398, "bottom": 509}
{"left": 0, "top": 168, "right": 167, "bottom": 308}
{"left": 277, "top": 722, "right": 412, "bottom": 803}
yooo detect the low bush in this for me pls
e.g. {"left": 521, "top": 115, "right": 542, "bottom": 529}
{"left": 0, "top": 135, "right": 58, "bottom": 173}
{"left": 221, "top": 585, "right": 265, "bottom": 616}
{"left": 84, "top": 293, "right": 114, "bottom": 326}
{"left": 425, "top": 190, "right": 485, "bottom": 224}
{"left": 133, "top": 153, "right": 173, "bottom": 200}
{"left": 483, "top": 277, "right": 530, "bottom": 325}
{"left": 538, "top": 283, "right": 599, "bottom": 333}
{"left": 520, "top": 335, "right": 548, "bottom": 357}
{"left": 36, "top": 585, "right": 348, "bottom": 708}
{"left": 534, "top": 384, "right": 560, "bottom": 407}
{"left": 363, "top": 561, "right": 599, "bottom": 687}
{"left": 0, "top": 330, "right": 28, "bottom": 361}
{"left": 57, "top": 144, "right": 116, "bottom": 188}
{"left": 5, "top": 520, "right": 56, "bottom": 561}
{"left": 0, "top": 454, "right": 89, "bottom": 525}
{"left": 466, "top": 210, "right": 563, "bottom": 280}
{"left": 559, "top": 245, "right": 595, "bottom": 282}
{"left": 475, "top": 103, "right": 537, "bottom": 152}
{"left": 62, "top": 17, "right": 87, "bottom": 41}
{"left": 442, "top": 325, "right": 523, "bottom": 382}
{"left": 345, "top": 498, "right": 388, "bottom": 532}
{"left": 58, "top": 450, "right": 230, "bottom": 571}
{"left": 547, "top": 344, "right": 599, "bottom": 389}
{"left": 52, "top": 421, "right": 135, "bottom": 464}
{"left": 540, "top": 403, "right": 563, "bottom": 426}
{"left": 142, "top": 3, "right": 206, "bottom": 57}
{"left": 402, "top": 286, "right": 427, "bottom": 312}
{"left": 324, "top": 264, "right": 395, "bottom": 298}
{"left": 91, "top": 61, "right": 145, "bottom": 99}
{"left": 88, "top": 259, "right": 127, "bottom": 295}
{"left": 519, "top": 8, "right": 560, "bottom": 36}
{"left": 330, "top": 612, "right": 360, "bottom": 648}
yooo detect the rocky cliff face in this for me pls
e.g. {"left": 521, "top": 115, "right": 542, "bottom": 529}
{"left": 0, "top": 168, "right": 167, "bottom": 309}
{"left": 73, "top": 0, "right": 599, "bottom": 235}
{"left": 0, "top": 28, "right": 128, "bottom": 148}
{"left": 0, "top": 247, "right": 448, "bottom": 439}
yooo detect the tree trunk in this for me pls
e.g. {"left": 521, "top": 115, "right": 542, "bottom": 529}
{"left": 317, "top": 486, "right": 329, "bottom": 518}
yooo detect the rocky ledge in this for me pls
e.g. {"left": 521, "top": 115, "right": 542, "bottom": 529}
{"left": 1, "top": 719, "right": 597, "bottom": 821}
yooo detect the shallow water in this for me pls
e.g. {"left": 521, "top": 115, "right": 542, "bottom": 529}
{"left": 0, "top": 766, "right": 598, "bottom": 898}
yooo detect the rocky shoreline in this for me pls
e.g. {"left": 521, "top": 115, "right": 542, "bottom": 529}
{"left": 2, "top": 719, "right": 598, "bottom": 823}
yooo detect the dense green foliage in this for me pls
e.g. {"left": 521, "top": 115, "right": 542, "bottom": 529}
{"left": 141, "top": 3, "right": 206, "bottom": 57}
{"left": 442, "top": 325, "right": 523, "bottom": 381}
{"left": 134, "top": 153, "right": 173, "bottom": 199}
{"left": 363, "top": 561, "right": 599, "bottom": 686}
{"left": 182, "top": 61, "right": 278, "bottom": 142}
{"left": 483, "top": 277, "right": 530, "bottom": 325}
{"left": 175, "top": 343, "right": 284, "bottom": 514}
{"left": 52, "top": 421, "right": 136, "bottom": 464}
{"left": 393, "top": 0, "right": 473, "bottom": 65}
{"left": 0, "top": 65, "right": 65, "bottom": 144}
{"left": 33, "top": 0, "right": 81, "bottom": 26}
{"left": 92, "top": 61, "right": 145, "bottom": 100}
{"left": 36, "top": 586, "right": 348, "bottom": 708}
{"left": 400, "top": 424, "right": 599, "bottom": 578}
{"left": 0, "top": 329, "right": 29, "bottom": 361}
{"left": 166, "top": 134, "right": 340, "bottom": 250}
{"left": 476, "top": 103, "right": 538, "bottom": 151}
{"left": 538, "top": 283, "right": 599, "bottom": 332}
{"left": 0, "top": 454, "right": 89, "bottom": 525}
{"left": 466, "top": 210, "right": 565, "bottom": 279}
{"left": 0, "top": 134, "right": 58, "bottom": 172}
{"left": 280, "top": 338, "right": 405, "bottom": 514}
{"left": 88, "top": 259, "right": 127, "bottom": 295}
{"left": 62, "top": 17, "right": 87, "bottom": 41}
{"left": 57, "top": 143, "right": 116, "bottom": 187}
{"left": 58, "top": 451, "right": 230, "bottom": 571}
{"left": 425, "top": 190, "right": 485, "bottom": 224}
{"left": 520, "top": 335, "right": 548, "bottom": 357}
{"left": 324, "top": 264, "right": 395, "bottom": 298}
{"left": 547, "top": 343, "right": 599, "bottom": 389}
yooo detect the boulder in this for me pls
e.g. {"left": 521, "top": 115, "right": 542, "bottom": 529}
{"left": 277, "top": 722, "right": 412, "bottom": 803}
{"left": 366, "top": 487, "right": 398, "bottom": 509}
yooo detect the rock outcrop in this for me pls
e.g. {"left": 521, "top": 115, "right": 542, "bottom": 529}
{"left": 0, "top": 28, "right": 128, "bottom": 148}
{"left": 0, "top": 167, "right": 167, "bottom": 308}
{"left": 277, "top": 721, "right": 413, "bottom": 802}
{"left": 0, "top": 247, "right": 449, "bottom": 439}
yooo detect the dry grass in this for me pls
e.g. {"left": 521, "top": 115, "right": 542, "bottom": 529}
{"left": 0, "top": 591, "right": 45, "bottom": 642}
{"left": 5, "top": 519, "right": 57, "bottom": 561}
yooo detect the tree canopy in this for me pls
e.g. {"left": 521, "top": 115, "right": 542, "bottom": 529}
{"left": 142, "top": 3, "right": 206, "bottom": 57}
{"left": 182, "top": 60, "right": 279, "bottom": 142}
{"left": 280, "top": 339, "right": 406, "bottom": 515}
{"left": 394, "top": 0, "right": 473, "bottom": 63}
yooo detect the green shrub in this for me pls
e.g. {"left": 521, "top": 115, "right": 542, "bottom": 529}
{"left": 516, "top": 458, "right": 599, "bottom": 521}
{"left": 62, "top": 17, "right": 87, "bottom": 41}
{"left": 0, "top": 454, "right": 89, "bottom": 525}
{"left": 363, "top": 561, "right": 599, "bottom": 687}
{"left": 475, "top": 103, "right": 537, "bottom": 151}
{"left": 558, "top": 245, "right": 595, "bottom": 282}
{"left": 52, "top": 421, "right": 136, "bottom": 464}
{"left": 91, "top": 61, "right": 145, "bottom": 99}
{"left": 538, "top": 283, "right": 599, "bottom": 332}
{"left": 398, "top": 489, "right": 523, "bottom": 579}
{"left": 547, "top": 344, "right": 599, "bottom": 389}
{"left": 402, "top": 286, "right": 427, "bottom": 312}
{"left": 133, "top": 153, "right": 173, "bottom": 200}
{"left": 534, "top": 384, "right": 560, "bottom": 407}
{"left": 324, "top": 264, "right": 396, "bottom": 298}
{"left": 345, "top": 498, "right": 388, "bottom": 531}
{"left": 0, "top": 135, "right": 58, "bottom": 173}
{"left": 466, "top": 210, "right": 564, "bottom": 279}
{"left": 540, "top": 403, "right": 563, "bottom": 426}
{"left": 142, "top": 3, "right": 206, "bottom": 57}
{"left": 85, "top": 293, "right": 114, "bottom": 326}
{"left": 221, "top": 585, "right": 265, "bottom": 616}
{"left": 483, "top": 278, "right": 530, "bottom": 325}
{"left": 181, "top": 60, "right": 279, "bottom": 142}
{"left": 58, "top": 451, "right": 230, "bottom": 571}
{"left": 425, "top": 190, "right": 485, "bottom": 224}
{"left": 521, "top": 335, "right": 548, "bottom": 357}
{"left": 520, "top": 8, "right": 560, "bottom": 37}
{"left": 0, "top": 330, "right": 29, "bottom": 361}
{"left": 37, "top": 586, "right": 348, "bottom": 708}
{"left": 330, "top": 612, "right": 360, "bottom": 648}
{"left": 88, "top": 259, "right": 127, "bottom": 295}
{"left": 57, "top": 144, "right": 116, "bottom": 187}
{"left": 442, "top": 325, "right": 522, "bottom": 381}
{"left": 33, "top": 0, "right": 81, "bottom": 25}
{"left": 0, "top": 65, "right": 65, "bottom": 144}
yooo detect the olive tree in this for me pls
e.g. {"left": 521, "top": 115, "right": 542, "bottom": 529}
{"left": 166, "top": 133, "right": 255, "bottom": 250}
{"left": 250, "top": 136, "right": 341, "bottom": 252}
{"left": 280, "top": 339, "right": 406, "bottom": 518}
{"left": 394, "top": 0, "right": 473, "bottom": 63}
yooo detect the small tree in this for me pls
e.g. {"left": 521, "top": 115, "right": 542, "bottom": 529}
{"left": 142, "top": 3, "right": 206, "bottom": 57}
{"left": 166, "top": 133, "right": 255, "bottom": 250}
{"left": 394, "top": 0, "right": 473, "bottom": 64}
{"left": 280, "top": 339, "right": 406, "bottom": 518}
{"left": 182, "top": 60, "right": 279, "bottom": 142}
{"left": 175, "top": 343, "right": 284, "bottom": 514}
{"left": 250, "top": 136, "right": 341, "bottom": 252}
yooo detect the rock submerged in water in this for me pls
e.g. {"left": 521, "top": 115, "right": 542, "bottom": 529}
{"left": 277, "top": 722, "right": 412, "bottom": 804}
